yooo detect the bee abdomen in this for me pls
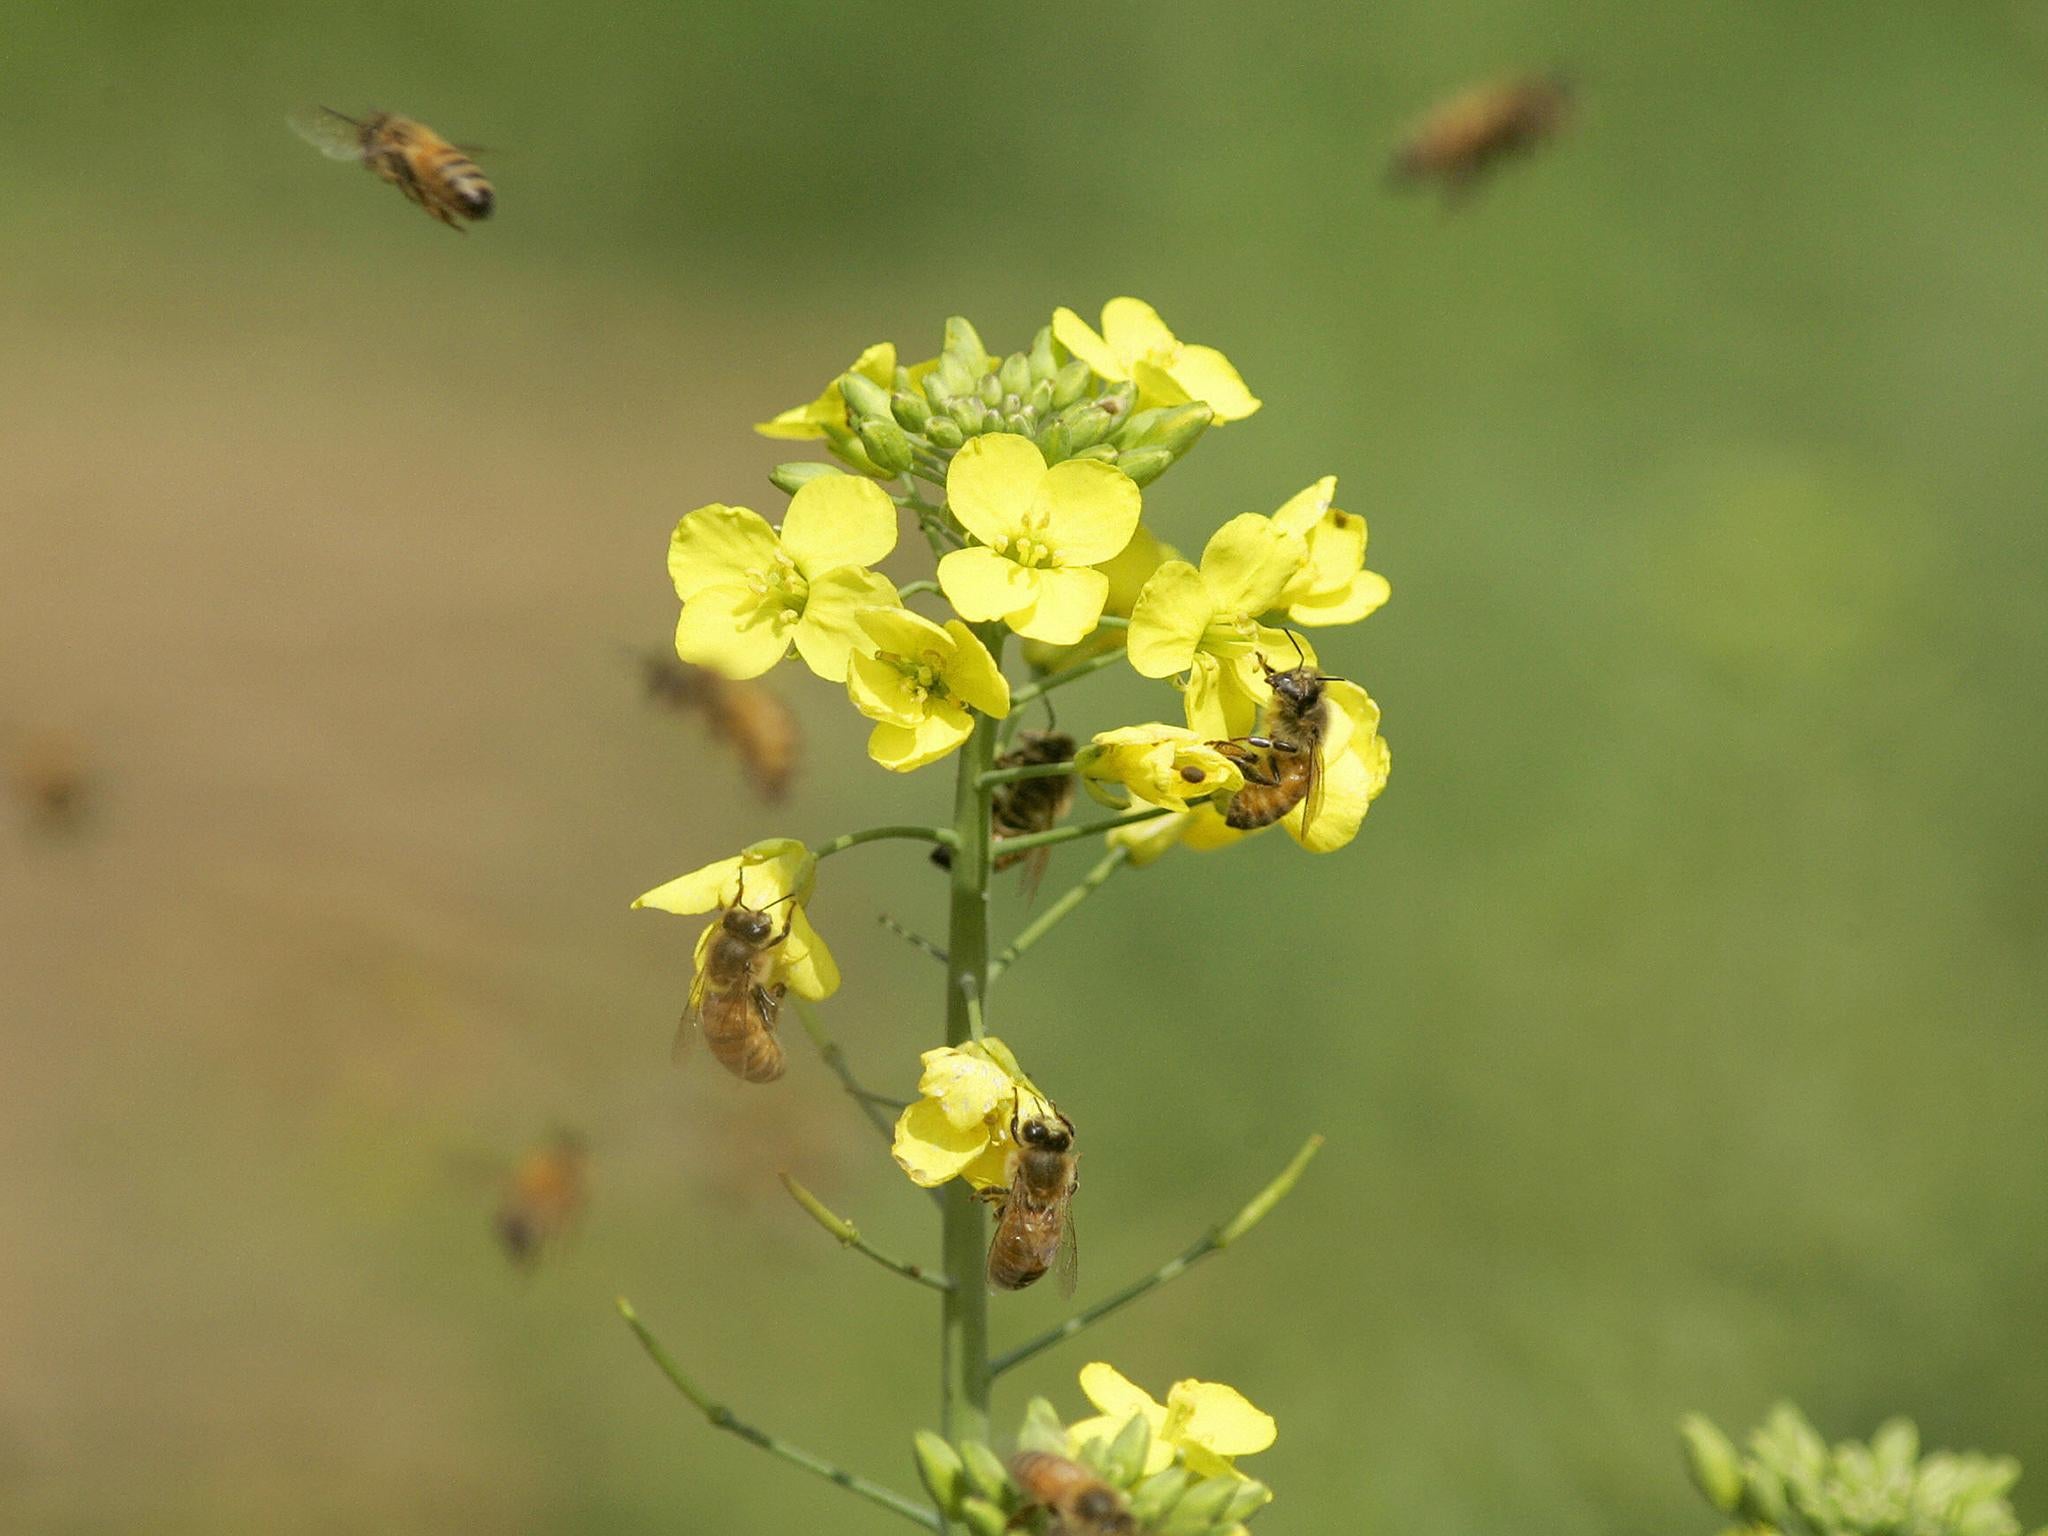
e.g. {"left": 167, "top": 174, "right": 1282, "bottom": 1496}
{"left": 701, "top": 1012, "right": 786, "bottom": 1083}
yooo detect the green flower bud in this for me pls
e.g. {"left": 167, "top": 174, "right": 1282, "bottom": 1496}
{"left": 951, "top": 397, "right": 988, "bottom": 435}
{"left": 1101, "top": 1414, "right": 1152, "bottom": 1488}
{"left": 1114, "top": 406, "right": 1170, "bottom": 446}
{"left": 959, "top": 1439, "right": 1014, "bottom": 1507}
{"left": 1142, "top": 402, "right": 1214, "bottom": 457}
{"left": 1016, "top": 1397, "right": 1070, "bottom": 1459}
{"left": 1116, "top": 445, "right": 1173, "bottom": 486}
{"left": 943, "top": 316, "right": 990, "bottom": 376}
{"left": 820, "top": 420, "right": 885, "bottom": 477}
{"left": 1156, "top": 1475, "right": 1241, "bottom": 1535}
{"left": 958, "top": 1495, "right": 1009, "bottom": 1536}
{"left": 1063, "top": 405, "right": 1114, "bottom": 452}
{"left": 839, "top": 371, "right": 892, "bottom": 423}
{"left": 976, "top": 373, "right": 1003, "bottom": 408}
{"left": 1219, "top": 1478, "right": 1273, "bottom": 1523}
{"left": 768, "top": 461, "right": 842, "bottom": 495}
{"left": 926, "top": 415, "right": 966, "bottom": 451}
{"left": 1072, "top": 443, "right": 1119, "bottom": 463}
{"left": 1740, "top": 1463, "right": 1790, "bottom": 1529}
{"left": 1097, "top": 380, "right": 1137, "bottom": 418}
{"left": 1679, "top": 1415, "right": 1747, "bottom": 1514}
{"left": 1038, "top": 419, "right": 1074, "bottom": 462}
{"left": 937, "top": 353, "right": 978, "bottom": 400}
{"left": 912, "top": 1431, "right": 969, "bottom": 1515}
{"left": 891, "top": 390, "right": 932, "bottom": 431}
{"left": 998, "top": 352, "right": 1032, "bottom": 398}
{"left": 1003, "top": 410, "right": 1033, "bottom": 436}
{"left": 1028, "top": 325, "right": 1058, "bottom": 382}
{"left": 1127, "top": 1466, "right": 1192, "bottom": 1526}
{"left": 1075, "top": 1433, "right": 1114, "bottom": 1475}
{"left": 1052, "top": 359, "right": 1092, "bottom": 409}
{"left": 1028, "top": 378, "right": 1055, "bottom": 417}
{"left": 858, "top": 418, "right": 915, "bottom": 476}
{"left": 924, "top": 370, "right": 956, "bottom": 411}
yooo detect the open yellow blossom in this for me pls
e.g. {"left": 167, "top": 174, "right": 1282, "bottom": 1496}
{"left": 1182, "top": 673, "right": 1393, "bottom": 855}
{"left": 668, "top": 474, "right": 901, "bottom": 682}
{"left": 630, "top": 837, "right": 839, "bottom": 1000}
{"left": 891, "top": 1038, "right": 1049, "bottom": 1190}
{"left": 1052, "top": 298, "right": 1261, "bottom": 423}
{"left": 1022, "top": 523, "right": 1179, "bottom": 672}
{"left": 1076, "top": 724, "right": 1242, "bottom": 812}
{"left": 755, "top": 341, "right": 896, "bottom": 439}
{"left": 846, "top": 607, "right": 1011, "bottom": 772}
{"left": 1069, "top": 1363, "right": 1277, "bottom": 1485}
{"left": 1270, "top": 476, "right": 1391, "bottom": 627}
{"left": 936, "top": 434, "right": 1143, "bottom": 645}
{"left": 1106, "top": 804, "right": 1245, "bottom": 867}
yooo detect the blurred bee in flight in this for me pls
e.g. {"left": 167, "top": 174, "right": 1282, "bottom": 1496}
{"left": 8, "top": 729, "right": 89, "bottom": 833}
{"left": 1009, "top": 1450, "right": 1135, "bottom": 1536}
{"left": 289, "top": 107, "right": 494, "bottom": 230}
{"left": 1209, "top": 638, "right": 1342, "bottom": 837}
{"left": 930, "top": 729, "right": 1076, "bottom": 900}
{"left": 984, "top": 1100, "right": 1079, "bottom": 1294}
{"left": 678, "top": 874, "right": 794, "bottom": 1084}
{"left": 1389, "top": 72, "right": 1571, "bottom": 200}
{"left": 494, "top": 1130, "right": 589, "bottom": 1268}
{"left": 635, "top": 650, "right": 801, "bottom": 803}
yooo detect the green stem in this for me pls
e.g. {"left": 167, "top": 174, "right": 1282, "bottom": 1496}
{"left": 791, "top": 997, "right": 897, "bottom": 1143}
{"left": 899, "top": 579, "right": 943, "bottom": 600}
{"left": 981, "top": 805, "right": 1170, "bottom": 858}
{"left": 989, "top": 1135, "right": 1324, "bottom": 1376}
{"left": 813, "top": 824, "right": 957, "bottom": 859}
{"left": 618, "top": 1298, "right": 941, "bottom": 1530}
{"left": 978, "top": 762, "right": 1076, "bottom": 788}
{"left": 780, "top": 1174, "right": 952, "bottom": 1292}
{"left": 1013, "top": 648, "right": 1126, "bottom": 704}
{"left": 987, "top": 846, "right": 1129, "bottom": 982}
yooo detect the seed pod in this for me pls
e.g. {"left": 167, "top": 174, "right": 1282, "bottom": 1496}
{"left": 769, "top": 461, "right": 842, "bottom": 495}
{"left": 912, "top": 1431, "right": 969, "bottom": 1515}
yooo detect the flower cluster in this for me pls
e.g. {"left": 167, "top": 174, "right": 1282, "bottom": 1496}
{"left": 892, "top": 1040, "right": 1046, "bottom": 1191}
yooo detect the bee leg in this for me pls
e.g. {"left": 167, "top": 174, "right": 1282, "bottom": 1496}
{"left": 753, "top": 982, "right": 786, "bottom": 1028}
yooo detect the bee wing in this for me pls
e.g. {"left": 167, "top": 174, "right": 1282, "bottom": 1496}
{"left": 1295, "top": 744, "right": 1328, "bottom": 841}
{"left": 673, "top": 969, "right": 709, "bottom": 1064}
{"left": 288, "top": 106, "right": 370, "bottom": 161}
{"left": 1017, "top": 846, "right": 1051, "bottom": 906}
{"left": 1056, "top": 1207, "right": 1079, "bottom": 1299}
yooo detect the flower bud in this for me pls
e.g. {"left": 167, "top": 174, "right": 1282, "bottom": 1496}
{"left": 926, "top": 416, "right": 966, "bottom": 451}
{"left": 958, "top": 1496, "right": 1009, "bottom": 1536}
{"left": 1038, "top": 420, "right": 1074, "bottom": 463}
{"left": 1063, "top": 405, "right": 1114, "bottom": 452}
{"left": 1739, "top": 1463, "right": 1790, "bottom": 1528}
{"left": 1052, "top": 359, "right": 1093, "bottom": 408}
{"left": 1016, "top": 1396, "right": 1070, "bottom": 1459}
{"left": 839, "top": 371, "right": 892, "bottom": 423}
{"left": 976, "top": 374, "right": 1003, "bottom": 408}
{"left": 924, "top": 370, "right": 956, "bottom": 411}
{"left": 1072, "top": 443, "right": 1119, "bottom": 463}
{"left": 891, "top": 390, "right": 932, "bottom": 431}
{"left": 1028, "top": 325, "right": 1058, "bottom": 381}
{"left": 1028, "top": 378, "right": 1055, "bottom": 417}
{"left": 937, "top": 353, "right": 978, "bottom": 400}
{"left": 1218, "top": 1478, "right": 1273, "bottom": 1522}
{"left": 1114, "top": 407, "right": 1170, "bottom": 446}
{"left": 998, "top": 352, "right": 1032, "bottom": 398}
{"left": 1141, "top": 402, "right": 1214, "bottom": 457}
{"left": 1679, "top": 1416, "right": 1746, "bottom": 1514}
{"left": 942, "top": 316, "right": 989, "bottom": 376}
{"left": 768, "top": 461, "right": 841, "bottom": 495}
{"left": 951, "top": 397, "right": 988, "bottom": 435}
{"left": 1155, "top": 1475, "right": 1240, "bottom": 1535}
{"left": 859, "top": 418, "right": 915, "bottom": 476}
{"left": 1074, "top": 1433, "right": 1114, "bottom": 1475}
{"left": 1101, "top": 1413, "right": 1152, "bottom": 1487}
{"left": 1126, "top": 1466, "right": 1192, "bottom": 1526}
{"left": 1097, "top": 380, "right": 1137, "bottom": 417}
{"left": 959, "top": 1439, "right": 1014, "bottom": 1507}
{"left": 912, "top": 1431, "right": 968, "bottom": 1515}
{"left": 1003, "top": 410, "right": 1033, "bottom": 436}
{"left": 1116, "top": 446, "right": 1173, "bottom": 487}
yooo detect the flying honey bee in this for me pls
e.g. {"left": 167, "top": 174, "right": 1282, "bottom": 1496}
{"left": 1209, "top": 642, "right": 1343, "bottom": 836}
{"left": 929, "top": 730, "right": 1075, "bottom": 898}
{"left": 493, "top": 1130, "right": 590, "bottom": 1268}
{"left": 635, "top": 650, "right": 801, "bottom": 803}
{"left": 678, "top": 876, "right": 794, "bottom": 1084}
{"left": 8, "top": 730, "right": 89, "bottom": 831}
{"left": 289, "top": 107, "right": 495, "bottom": 229}
{"left": 984, "top": 1102, "right": 1079, "bottom": 1294}
{"left": 1009, "top": 1451, "right": 1135, "bottom": 1536}
{"left": 1389, "top": 73, "right": 1571, "bottom": 198}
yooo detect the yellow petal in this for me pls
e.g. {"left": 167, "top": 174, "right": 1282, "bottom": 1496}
{"left": 1199, "top": 514, "right": 1308, "bottom": 617}
{"left": 631, "top": 852, "right": 743, "bottom": 914}
{"left": 917, "top": 1046, "right": 1017, "bottom": 1129}
{"left": 938, "top": 546, "right": 1038, "bottom": 624}
{"left": 781, "top": 905, "right": 839, "bottom": 1000}
{"left": 668, "top": 504, "right": 780, "bottom": 601}
{"left": 1078, "top": 724, "right": 1241, "bottom": 812}
{"left": 1052, "top": 306, "right": 1127, "bottom": 381}
{"left": 868, "top": 707, "right": 973, "bottom": 772}
{"left": 947, "top": 433, "right": 1048, "bottom": 546}
{"left": 857, "top": 603, "right": 954, "bottom": 657}
{"left": 778, "top": 473, "right": 899, "bottom": 576}
{"left": 1166, "top": 344, "right": 1261, "bottom": 423}
{"left": 753, "top": 342, "right": 894, "bottom": 439}
{"left": 1067, "top": 1414, "right": 1177, "bottom": 1477}
{"left": 1269, "top": 477, "right": 1338, "bottom": 538}
{"left": 1180, "top": 652, "right": 1267, "bottom": 741}
{"left": 939, "top": 620, "right": 1011, "bottom": 717}
{"left": 1180, "top": 802, "right": 1250, "bottom": 853}
{"left": 1079, "top": 1363, "right": 1167, "bottom": 1428}
{"left": 1009, "top": 565, "right": 1109, "bottom": 645}
{"left": 1163, "top": 1380, "right": 1276, "bottom": 1458}
{"left": 1038, "top": 460, "right": 1143, "bottom": 567}
{"left": 674, "top": 583, "right": 793, "bottom": 680}
{"left": 1290, "top": 568, "right": 1391, "bottom": 627}
{"left": 1099, "top": 297, "right": 1177, "bottom": 362}
{"left": 795, "top": 569, "right": 900, "bottom": 681}
{"left": 632, "top": 839, "right": 809, "bottom": 915}
{"left": 847, "top": 648, "right": 924, "bottom": 726}
{"left": 892, "top": 1098, "right": 992, "bottom": 1187}
{"left": 1131, "top": 357, "right": 1193, "bottom": 413}
{"left": 753, "top": 402, "right": 830, "bottom": 440}
{"left": 1108, "top": 810, "right": 1191, "bottom": 867}
{"left": 848, "top": 341, "right": 898, "bottom": 387}
{"left": 1126, "top": 560, "right": 1212, "bottom": 678}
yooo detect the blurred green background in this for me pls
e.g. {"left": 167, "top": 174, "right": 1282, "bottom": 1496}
{"left": 4, "top": 1, "right": 2047, "bottom": 1532}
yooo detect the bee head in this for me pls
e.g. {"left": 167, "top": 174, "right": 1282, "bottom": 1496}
{"left": 1075, "top": 1488, "right": 1128, "bottom": 1525}
{"left": 1016, "top": 1110, "right": 1074, "bottom": 1153}
{"left": 726, "top": 906, "right": 773, "bottom": 943}
{"left": 462, "top": 185, "right": 495, "bottom": 219}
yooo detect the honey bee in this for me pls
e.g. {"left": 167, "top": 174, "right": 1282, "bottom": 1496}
{"left": 929, "top": 730, "right": 1075, "bottom": 898}
{"left": 1389, "top": 73, "right": 1571, "bottom": 198}
{"left": 985, "top": 1103, "right": 1079, "bottom": 1294}
{"left": 678, "top": 876, "right": 794, "bottom": 1084}
{"left": 290, "top": 107, "right": 494, "bottom": 230}
{"left": 8, "top": 730, "right": 88, "bottom": 831}
{"left": 636, "top": 650, "right": 801, "bottom": 803}
{"left": 494, "top": 1130, "right": 589, "bottom": 1268}
{"left": 1009, "top": 1451, "right": 1135, "bottom": 1536}
{"left": 1209, "top": 643, "right": 1342, "bottom": 836}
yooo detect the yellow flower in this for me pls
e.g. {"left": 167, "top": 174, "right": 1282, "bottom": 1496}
{"left": 1075, "top": 724, "right": 1243, "bottom": 812}
{"left": 754, "top": 341, "right": 896, "bottom": 439}
{"left": 1270, "top": 476, "right": 1391, "bottom": 627}
{"left": 846, "top": 607, "right": 1011, "bottom": 771}
{"left": 1127, "top": 513, "right": 1311, "bottom": 736}
{"left": 891, "top": 1039, "right": 1049, "bottom": 1190}
{"left": 1181, "top": 674, "right": 1393, "bottom": 855}
{"left": 1021, "top": 523, "right": 1179, "bottom": 672}
{"left": 1052, "top": 298, "right": 1261, "bottom": 423}
{"left": 1068, "top": 1363, "right": 1277, "bottom": 1485}
{"left": 1106, "top": 804, "right": 1245, "bottom": 866}
{"left": 936, "top": 434, "right": 1143, "bottom": 645}
{"left": 630, "top": 838, "right": 839, "bottom": 1000}
{"left": 668, "top": 474, "right": 901, "bottom": 681}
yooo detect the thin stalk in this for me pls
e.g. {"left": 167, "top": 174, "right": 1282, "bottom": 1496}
{"left": 978, "top": 761, "right": 1076, "bottom": 788}
{"left": 780, "top": 1174, "right": 952, "bottom": 1292}
{"left": 1013, "top": 648, "right": 1125, "bottom": 704}
{"left": 987, "top": 845, "right": 1129, "bottom": 982}
{"left": 990, "top": 1134, "right": 1324, "bottom": 1376}
{"left": 618, "top": 1298, "right": 941, "bottom": 1531}
{"left": 791, "top": 997, "right": 897, "bottom": 1143}
{"left": 981, "top": 806, "right": 1170, "bottom": 858}
{"left": 814, "top": 824, "right": 957, "bottom": 859}
{"left": 898, "top": 579, "right": 943, "bottom": 600}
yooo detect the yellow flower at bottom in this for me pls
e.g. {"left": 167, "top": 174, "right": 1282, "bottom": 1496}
{"left": 1075, "top": 724, "right": 1242, "bottom": 812}
{"left": 629, "top": 838, "right": 839, "bottom": 1000}
{"left": 891, "top": 1039, "right": 1048, "bottom": 1190}
{"left": 1068, "top": 1363, "right": 1277, "bottom": 1485}
{"left": 846, "top": 607, "right": 1011, "bottom": 771}
{"left": 1052, "top": 298, "right": 1262, "bottom": 423}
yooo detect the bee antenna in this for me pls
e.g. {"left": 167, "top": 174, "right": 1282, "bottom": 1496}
{"left": 761, "top": 892, "right": 797, "bottom": 912}
{"left": 1287, "top": 630, "right": 1308, "bottom": 669}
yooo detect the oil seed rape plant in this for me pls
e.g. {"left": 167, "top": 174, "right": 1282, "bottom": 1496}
{"left": 617, "top": 301, "right": 1392, "bottom": 1534}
